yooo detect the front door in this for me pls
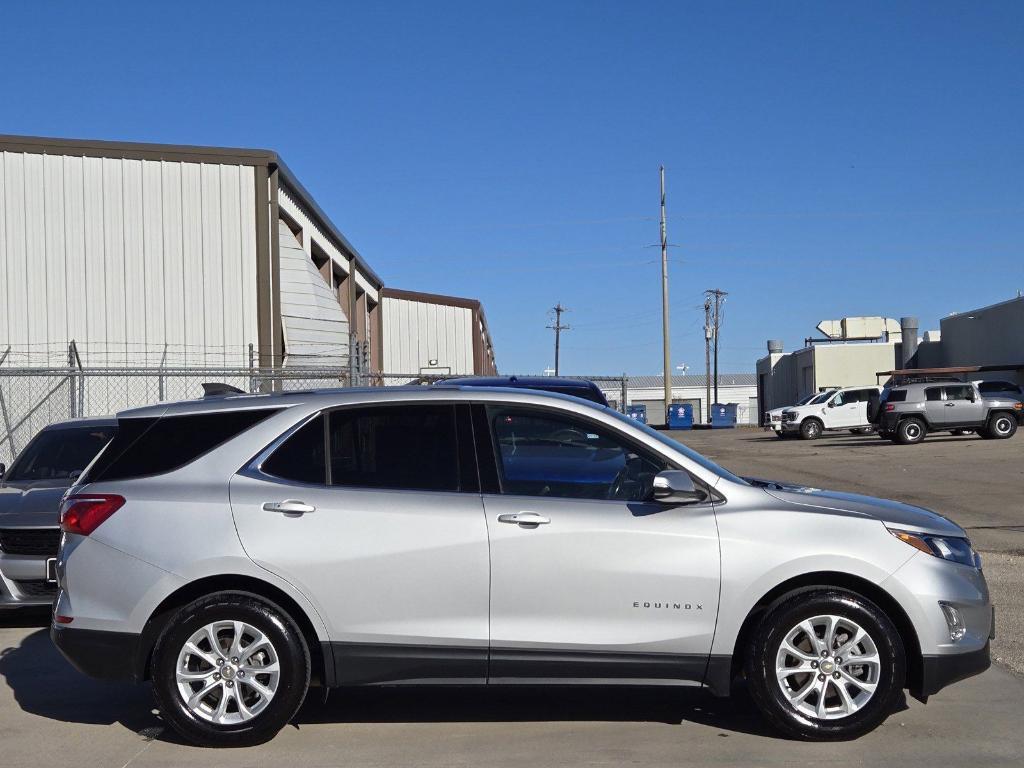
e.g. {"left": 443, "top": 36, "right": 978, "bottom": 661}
{"left": 827, "top": 391, "right": 862, "bottom": 428}
{"left": 942, "top": 384, "right": 985, "bottom": 426}
{"left": 479, "top": 404, "right": 720, "bottom": 684}
{"left": 230, "top": 403, "right": 490, "bottom": 685}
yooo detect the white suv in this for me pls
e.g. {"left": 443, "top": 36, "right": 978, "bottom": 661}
{"left": 780, "top": 386, "right": 883, "bottom": 440}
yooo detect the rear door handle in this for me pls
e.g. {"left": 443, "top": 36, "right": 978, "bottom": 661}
{"left": 262, "top": 499, "right": 316, "bottom": 515}
{"left": 497, "top": 512, "right": 550, "bottom": 526}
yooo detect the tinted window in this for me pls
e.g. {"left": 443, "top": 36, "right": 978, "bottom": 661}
{"left": 87, "top": 409, "right": 278, "bottom": 482}
{"left": 5, "top": 425, "right": 115, "bottom": 482}
{"left": 488, "top": 407, "right": 667, "bottom": 501}
{"left": 262, "top": 416, "right": 326, "bottom": 484}
{"left": 945, "top": 385, "right": 974, "bottom": 401}
{"left": 885, "top": 390, "right": 908, "bottom": 403}
{"left": 925, "top": 388, "right": 943, "bottom": 402}
{"left": 855, "top": 389, "right": 876, "bottom": 402}
{"left": 328, "top": 405, "right": 460, "bottom": 492}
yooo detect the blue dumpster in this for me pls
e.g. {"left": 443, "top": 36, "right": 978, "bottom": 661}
{"left": 667, "top": 403, "right": 693, "bottom": 429}
{"left": 626, "top": 404, "right": 647, "bottom": 424}
{"left": 710, "top": 403, "right": 738, "bottom": 429}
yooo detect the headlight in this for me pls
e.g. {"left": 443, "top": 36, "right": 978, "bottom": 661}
{"left": 888, "top": 528, "right": 981, "bottom": 569}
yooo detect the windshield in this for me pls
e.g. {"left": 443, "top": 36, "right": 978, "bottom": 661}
{"left": 808, "top": 390, "right": 835, "bottom": 405}
{"left": 794, "top": 393, "right": 817, "bottom": 406}
{"left": 5, "top": 425, "right": 115, "bottom": 482}
{"left": 604, "top": 407, "right": 748, "bottom": 485}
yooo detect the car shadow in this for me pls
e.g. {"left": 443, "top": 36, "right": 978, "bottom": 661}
{"left": 0, "top": 621, "right": 161, "bottom": 735}
{"left": 0, "top": 616, "right": 799, "bottom": 742}
{"left": 291, "top": 683, "right": 782, "bottom": 738}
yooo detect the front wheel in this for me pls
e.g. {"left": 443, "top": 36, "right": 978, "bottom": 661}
{"left": 151, "top": 592, "right": 311, "bottom": 747}
{"left": 746, "top": 589, "right": 906, "bottom": 740}
{"left": 985, "top": 412, "right": 1018, "bottom": 440}
{"left": 800, "top": 419, "right": 823, "bottom": 440}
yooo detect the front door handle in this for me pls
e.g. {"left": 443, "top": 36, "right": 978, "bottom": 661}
{"left": 262, "top": 499, "right": 316, "bottom": 515}
{"left": 497, "top": 512, "right": 550, "bottom": 526}
{"left": 944, "top": 402, "right": 956, "bottom": 407}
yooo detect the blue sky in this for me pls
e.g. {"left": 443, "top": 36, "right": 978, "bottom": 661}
{"left": 2, "top": 1, "right": 1022, "bottom": 374}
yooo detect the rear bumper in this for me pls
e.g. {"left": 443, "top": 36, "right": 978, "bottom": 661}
{"left": 50, "top": 623, "right": 141, "bottom": 681}
{"left": 915, "top": 642, "right": 991, "bottom": 701}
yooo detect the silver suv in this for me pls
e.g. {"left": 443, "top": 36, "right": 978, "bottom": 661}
{"left": 0, "top": 417, "right": 115, "bottom": 608}
{"left": 52, "top": 387, "right": 992, "bottom": 746}
{"left": 874, "top": 380, "right": 1023, "bottom": 444}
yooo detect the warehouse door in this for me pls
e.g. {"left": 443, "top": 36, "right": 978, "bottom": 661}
{"left": 635, "top": 399, "right": 666, "bottom": 426}
{"left": 680, "top": 398, "right": 702, "bottom": 424}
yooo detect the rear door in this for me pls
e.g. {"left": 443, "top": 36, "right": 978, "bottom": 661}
{"left": 478, "top": 404, "right": 720, "bottom": 684}
{"left": 230, "top": 403, "right": 491, "bottom": 684}
{"left": 923, "top": 386, "right": 950, "bottom": 426}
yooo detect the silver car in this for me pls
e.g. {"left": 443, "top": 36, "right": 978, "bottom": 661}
{"left": 0, "top": 417, "right": 115, "bottom": 607}
{"left": 51, "top": 387, "right": 992, "bottom": 746}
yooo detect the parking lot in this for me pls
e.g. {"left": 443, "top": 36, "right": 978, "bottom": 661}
{"left": 1, "top": 426, "right": 1022, "bottom": 766}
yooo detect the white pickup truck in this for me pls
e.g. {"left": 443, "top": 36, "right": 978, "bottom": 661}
{"left": 779, "top": 385, "right": 882, "bottom": 439}
{"left": 764, "top": 390, "right": 833, "bottom": 437}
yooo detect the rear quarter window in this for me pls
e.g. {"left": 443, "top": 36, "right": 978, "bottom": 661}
{"left": 86, "top": 409, "right": 279, "bottom": 482}
{"left": 885, "top": 390, "right": 908, "bottom": 403}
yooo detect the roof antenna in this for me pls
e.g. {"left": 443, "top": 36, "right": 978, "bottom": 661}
{"left": 202, "top": 382, "right": 245, "bottom": 397}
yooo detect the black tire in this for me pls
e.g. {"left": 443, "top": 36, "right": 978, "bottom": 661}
{"left": 986, "top": 412, "right": 1018, "bottom": 440}
{"left": 151, "top": 592, "right": 311, "bottom": 747}
{"left": 800, "top": 419, "right": 823, "bottom": 440}
{"left": 746, "top": 588, "right": 906, "bottom": 741}
{"left": 895, "top": 417, "right": 926, "bottom": 445}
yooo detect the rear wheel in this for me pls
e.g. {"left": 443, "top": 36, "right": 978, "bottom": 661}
{"left": 746, "top": 588, "right": 906, "bottom": 740}
{"left": 986, "top": 412, "right": 1017, "bottom": 440}
{"left": 800, "top": 419, "right": 823, "bottom": 440}
{"left": 895, "top": 418, "right": 926, "bottom": 445}
{"left": 151, "top": 592, "right": 310, "bottom": 747}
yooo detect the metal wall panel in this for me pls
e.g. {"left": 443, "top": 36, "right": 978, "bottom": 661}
{"left": 0, "top": 151, "right": 259, "bottom": 367}
{"left": 381, "top": 296, "right": 475, "bottom": 375}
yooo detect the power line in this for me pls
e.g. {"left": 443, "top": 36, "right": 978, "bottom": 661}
{"left": 546, "top": 303, "right": 570, "bottom": 376}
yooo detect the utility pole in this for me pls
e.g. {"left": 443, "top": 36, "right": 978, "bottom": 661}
{"left": 659, "top": 166, "right": 672, "bottom": 419}
{"left": 705, "top": 288, "right": 728, "bottom": 406}
{"left": 703, "top": 297, "right": 712, "bottom": 422}
{"left": 547, "top": 303, "right": 570, "bottom": 376}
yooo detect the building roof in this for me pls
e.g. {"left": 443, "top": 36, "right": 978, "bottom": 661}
{"left": 617, "top": 374, "right": 757, "bottom": 389}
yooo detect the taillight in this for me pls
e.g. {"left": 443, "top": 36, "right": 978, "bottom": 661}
{"left": 60, "top": 494, "right": 125, "bottom": 535}
{"left": 885, "top": 403, "right": 895, "bottom": 411}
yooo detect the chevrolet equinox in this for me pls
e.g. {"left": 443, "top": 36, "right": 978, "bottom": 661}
{"left": 51, "top": 386, "right": 992, "bottom": 746}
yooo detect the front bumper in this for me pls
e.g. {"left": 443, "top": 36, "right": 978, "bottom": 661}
{"left": 916, "top": 642, "right": 991, "bottom": 700}
{"left": 50, "top": 623, "right": 142, "bottom": 681}
{"left": 0, "top": 552, "right": 58, "bottom": 607}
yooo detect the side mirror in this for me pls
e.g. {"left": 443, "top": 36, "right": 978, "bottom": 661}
{"left": 0, "top": 462, "right": 5, "bottom": 479}
{"left": 652, "top": 470, "right": 708, "bottom": 505}
{"left": 827, "top": 400, "right": 836, "bottom": 408}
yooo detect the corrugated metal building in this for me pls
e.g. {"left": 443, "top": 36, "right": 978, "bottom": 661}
{"left": 0, "top": 134, "right": 494, "bottom": 379}
{"left": 597, "top": 374, "right": 759, "bottom": 426}
{"left": 380, "top": 288, "right": 497, "bottom": 378}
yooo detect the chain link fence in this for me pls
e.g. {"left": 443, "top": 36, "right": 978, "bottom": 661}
{"left": 0, "top": 344, "right": 628, "bottom": 466}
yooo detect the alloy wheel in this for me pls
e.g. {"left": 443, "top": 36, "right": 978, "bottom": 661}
{"left": 775, "top": 614, "right": 880, "bottom": 721}
{"left": 994, "top": 416, "right": 1013, "bottom": 436}
{"left": 175, "top": 620, "right": 281, "bottom": 725}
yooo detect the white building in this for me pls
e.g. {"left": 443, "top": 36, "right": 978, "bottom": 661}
{"left": 598, "top": 374, "right": 758, "bottom": 426}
